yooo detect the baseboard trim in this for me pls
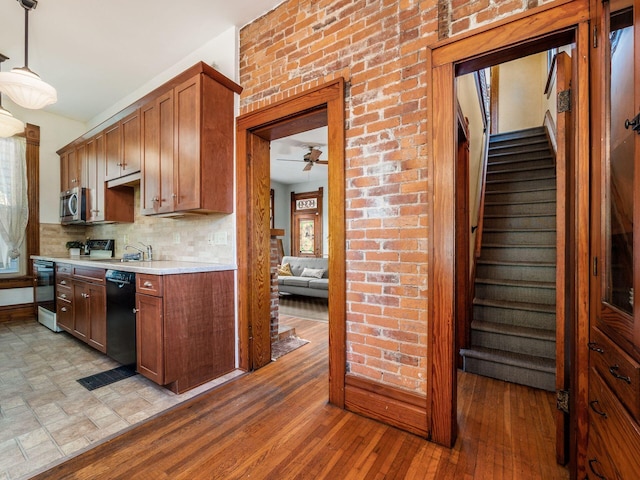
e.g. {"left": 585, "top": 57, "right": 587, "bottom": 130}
{"left": 0, "top": 303, "right": 35, "bottom": 322}
{"left": 344, "top": 374, "right": 429, "bottom": 438}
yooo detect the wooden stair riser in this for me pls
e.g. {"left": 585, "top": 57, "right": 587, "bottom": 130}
{"left": 475, "top": 282, "right": 556, "bottom": 305}
{"left": 489, "top": 127, "right": 548, "bottom": 143}
{"left": 480, "top": 246, "right": 556, "bottom": 263}
{"left": 476, "top": 262, "right": 556, "bottom": 283}
{"left": 473, "top": 303, "right": 556, "bottom": 330}
{"left": 489, "top": 140, "right": 551, "bottom": 155}
{"left": 462, "top": 356, "right": 555, "bottom": 391}
{"left": 470, "top": 329, "right": 556, "bottom": 359}
{"left": 483, "top": 214, "right": 556, "bottom": 229}
{"left": 484, "top": 201, "right": 556, "bottom": 216}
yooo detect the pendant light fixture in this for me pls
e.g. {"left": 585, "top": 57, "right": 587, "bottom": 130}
{"left": 0, "top": 54, "right": 25, "bottom": 138}
{"left": 0, "top": 0, "right": 57, "bottom": 110}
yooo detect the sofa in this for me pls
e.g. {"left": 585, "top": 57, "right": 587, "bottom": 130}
{"left": 277, "top": 255, "right": 328, "bottom": 298}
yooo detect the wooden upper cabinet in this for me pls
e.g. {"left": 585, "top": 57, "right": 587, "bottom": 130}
{"left": 105, "top": 109, "right": 141, "bottom": 181}
{"left": 60, "top": 147, "right": 81, "bottom": 192}
{"left": 140, "top": 68, "right": 240, "bottom": 216}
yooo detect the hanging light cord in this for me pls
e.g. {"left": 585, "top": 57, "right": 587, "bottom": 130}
{"left": 23, "top": 8, "right": 29, "bottom": 69}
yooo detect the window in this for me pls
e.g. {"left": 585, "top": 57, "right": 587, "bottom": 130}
{"left": 0, "top": 135, "right": 28, "bottom": 278}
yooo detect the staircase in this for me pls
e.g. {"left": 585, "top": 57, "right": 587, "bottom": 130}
{"left": 460, "top": 126, "right": 557, "bottom": 391}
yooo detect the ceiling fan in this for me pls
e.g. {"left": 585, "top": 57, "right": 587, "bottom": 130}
{"left": 277, "top": 146, "right": 328, "bottom": 171}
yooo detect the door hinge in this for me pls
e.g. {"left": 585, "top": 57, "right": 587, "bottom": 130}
{"left": 593, "top": 24, "right": 598, "bottom": 48}
{"left": 558, "top": 90, "right": 571, "bottom": 113}
{"left": 593, "top": 256, "right": 598, "bottom": 276}
{"left": 557, "top": 390, "right": 569, "bottom": 414}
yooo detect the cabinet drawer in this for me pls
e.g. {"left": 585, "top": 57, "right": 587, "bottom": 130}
{"left": 590, "top": 327, "right": 640, "bottom": 420}
{"left": 56, "top": 299, "right": 73, "bottom": 330}
{"left": 57, "top": 275, "right": 72, "bottom": 288}
{"left": 137, "top": 274, "right": 163, "bottom": 296}
{"left": 589, "top": 369, "right": 640, "bottom": 479}
{"left": 56, "top": 284, "right": 72, "bottom": 302}
{"left": 56, "top": 263, "right": 72, "bottom": 275}
{"left": 73, "top": 266, "right": 105, "bottom": 284}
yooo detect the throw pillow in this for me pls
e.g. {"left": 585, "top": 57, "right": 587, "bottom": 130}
{"left": 277, "top": 263, "right": 292, "bottom": 276}
{"left": 301, "top": 267, "right": 325, "bottom": 279}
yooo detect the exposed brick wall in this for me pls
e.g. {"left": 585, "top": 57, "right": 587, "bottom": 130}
{"left": 239, "top": 0, "right": 551, "bottom": 396}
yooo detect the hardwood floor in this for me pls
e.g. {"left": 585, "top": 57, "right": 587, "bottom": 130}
{"left": 32, "top": 317, "right": 568, "bottom": 479}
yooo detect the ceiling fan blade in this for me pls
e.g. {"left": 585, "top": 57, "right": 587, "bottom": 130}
{"left": 309, "top": 148, "right": 322, "bottom": 162}
{"left": 303, "top": 162, "right": 313, "bottom": 171}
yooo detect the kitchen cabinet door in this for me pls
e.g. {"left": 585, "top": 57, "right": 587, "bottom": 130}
{"left": 104, "top": 109, "right": 141, "bottom": 182}
{"left": 141, "top": 91, "right": 174, "bottom": 215}
{"left": 73, "top": 283, "right": 90, "bottom": 341}
{"left": 104, "top": 122, "right": 121, "bottom": 181}
{"left": 136, "top": 293, "right": 164, "bottom": 384}
{"left": 87, "top": 283, "right": 107, "bottom": 353}
{"left": 60, "top": 147, "right": 80, "bottom": 192}
{"left": 173, "top": 75, "right": 201, "bottom": 212}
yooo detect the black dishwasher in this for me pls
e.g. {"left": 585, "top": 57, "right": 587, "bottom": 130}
{"left": 105, "top": 270, "right": 137, "bottom": 366}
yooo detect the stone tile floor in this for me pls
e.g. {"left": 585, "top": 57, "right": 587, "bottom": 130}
{"left": 0, "top": 317, "right": 242, "bottom": 480}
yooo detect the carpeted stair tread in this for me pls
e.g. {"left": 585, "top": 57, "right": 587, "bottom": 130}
{"left": 459, "top": 346, "right": 555, "bottom": 373}
{"left": 486, "top": 174, "right": 555, "bottom": 184}
{"left": 481, "top": 243, "right": 555, "bottom": 249}
{"left": 489, "top": 127, "right": 547, "bottom": 141}
{"left": 473, "top": 297, "right": 556, "bottom": 314}
{"left": 486, "top": 164, "right": 555, "bottom": 176}
{"left": 483, "top": 227, "right": 555, "bottom": 233}
{"left": 475, "top": 277, "right": 555, "bottom": 290}
{"left": 483, "top": 212, "right": 555, "bottom": 218}
{"left": 485, "top": 199, "right": 555, "bottom": 207}
{"left": 486, "top": 186, "right": 555, "bottom": 195}
{"left": 477, "top": 259, "right": 555, "bottom": 268}
{"left": 471, "top": 320, "right": 555, "bottom": 341}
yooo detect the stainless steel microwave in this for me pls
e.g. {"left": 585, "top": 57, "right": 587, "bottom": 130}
{"left": 60, "top": 187, "right": 87, "bottom": 224}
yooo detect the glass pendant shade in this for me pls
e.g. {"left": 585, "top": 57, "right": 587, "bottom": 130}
{"left": 0, "top": 105, "right": 24, "bottom": 137}
{"left": 0, "top": 66, "right": 57, "bottom": 109}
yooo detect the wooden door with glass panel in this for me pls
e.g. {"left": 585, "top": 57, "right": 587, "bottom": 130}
{"left": 291, "top": 188, "right": 323, "bottom": 258}
{"left": 588, "top": 1, "right": 640, "bottom": 478}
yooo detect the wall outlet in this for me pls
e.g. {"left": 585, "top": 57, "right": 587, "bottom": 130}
{"left": 214, "top": 231, "right": 227, "bottom": 245}
{"left": 173, "top": 232, "right": 181, "bottom": 244}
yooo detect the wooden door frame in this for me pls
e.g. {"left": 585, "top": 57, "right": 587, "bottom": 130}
{"left": 426, "top": 3, "right": 591, "bottom": 470}
{"left": 236, "top": 79, "right": 346, "bottom": 406}
{"left": 291, "top": 187, "right": 324, "bottom": 257}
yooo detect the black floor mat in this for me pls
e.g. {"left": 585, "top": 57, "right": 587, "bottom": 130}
{"left": 77, "top": 364, "right": 137, "bottom": 391}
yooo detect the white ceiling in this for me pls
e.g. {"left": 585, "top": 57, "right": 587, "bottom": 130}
{"left": 270, "top": 127, "right": 328, "bottom": 185}
{"left": 0, "top": 0, "right": 284, "bottom": 122}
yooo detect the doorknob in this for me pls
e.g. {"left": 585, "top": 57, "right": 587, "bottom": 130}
{"left": 625, "top": 112, "right": 640, "bottom": 134}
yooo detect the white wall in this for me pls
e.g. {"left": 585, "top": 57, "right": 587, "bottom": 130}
{"left": 89, "top": 27, "right": 239, "bottom": 129}
{"left": 456, "top": 72, "right": 486, "bottom": 271}
{"left": 6, "top": 99, "right": 86, "bottom": 223}
{"left": 498, "top": 52, "right": 548, "bottom": 132}
{"left": 271, "top": 180, "right": 290, "bottom": 255}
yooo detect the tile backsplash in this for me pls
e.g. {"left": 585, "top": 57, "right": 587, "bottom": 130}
{"left": 40, "top": 185, "right": 236, "bottom": 264}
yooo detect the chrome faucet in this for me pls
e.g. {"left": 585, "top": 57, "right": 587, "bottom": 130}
{"left": 124, "top": 244, "right": 145, "bottom": 261}
{"left": 138, "top": 241, "right": 153, "bottom": 261}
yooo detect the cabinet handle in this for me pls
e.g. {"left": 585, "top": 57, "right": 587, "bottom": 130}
{"left": 60, "top": 293, "right": 67, "bottom": 299}
{"left": 60, "top": 280, "right": 67, "bottom": 285}
{"left": 132, "top": 308, "right": 139, "bottom": 314}
{"left": 588, "top": 342, "right": 604, "bottom": 354}
{"left": 609, "top": 365, "right": 631, "bottom": 384}
{"left": 588, "top": 459, "right": 606, "bottom": 479}
{"left": 143, "top": 281, "right": 153, "bottom": 288}
{"left": 116, "top": 162, "right": 122, "bottom": 167}
{"left": 61, "top": 307, "right": 67, "bottom": 312}
{"left": 589, "top": 400, "right": 607, "bottom": 418}
{"left": 81, "top": 292, "right": 90, "bottom": 299}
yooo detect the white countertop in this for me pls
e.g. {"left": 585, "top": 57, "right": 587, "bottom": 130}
{"left": 32, "top": 255, "right": 236, "bottom": 275}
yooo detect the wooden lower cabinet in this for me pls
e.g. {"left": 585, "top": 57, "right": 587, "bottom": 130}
{"left": 135, "top": 270, "right": 234, "bottom": 394}
{"left": 55, "top": 264, "right": 107, "bottom": 353}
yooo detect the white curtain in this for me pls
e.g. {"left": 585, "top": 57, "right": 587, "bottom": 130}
{"left": 0, "top": 136, "right": 28, "bottom": 268}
